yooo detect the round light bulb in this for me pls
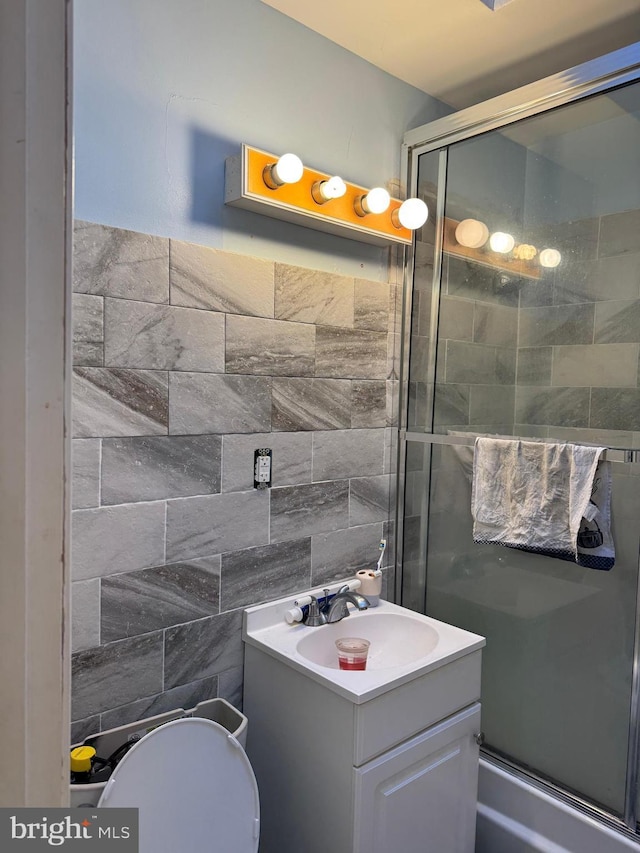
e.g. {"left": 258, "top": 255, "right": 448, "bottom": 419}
{"left": 313, "top": 175, "right": 347, "bottom": 203}
{"left": 489, "top": 231, "right": 515, "bottom": 254}
{"left": 539, "top": 248, "right": 562, "bottom": 268}
{"left": 361, "top": 187, "right": 391, "bottom": 215}
{"left": 393, "top": 198, "right": 428, "bottom": 230}
{"left": 455, "top": 219, "right": 489, "bottom": 249}
{"left": 273, "top": 153, "right": 304, "bottom": 185}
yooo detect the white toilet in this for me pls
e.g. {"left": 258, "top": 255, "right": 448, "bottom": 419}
{"left": 98, "top": 717, "right": 260, "bottom": 852}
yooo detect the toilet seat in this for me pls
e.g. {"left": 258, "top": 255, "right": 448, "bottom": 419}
{"left": 98, "top": 717, "right": 259, "bottom": 853}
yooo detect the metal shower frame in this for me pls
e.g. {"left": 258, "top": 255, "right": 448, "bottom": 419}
{"left": 395, "top": 42, "right": 640, "bottom": 836}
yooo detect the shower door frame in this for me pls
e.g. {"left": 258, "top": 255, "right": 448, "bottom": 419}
{"left": 396, "top": 42, "right": 640, "bottom": 837}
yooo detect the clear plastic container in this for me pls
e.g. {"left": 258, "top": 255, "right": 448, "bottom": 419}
{"left": 335, "top": 637, "right": 370, "bottom": 671}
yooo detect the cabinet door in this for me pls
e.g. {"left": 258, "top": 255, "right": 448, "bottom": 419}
{"left": 353, "top": 703, "right": 481, "bottom": 853}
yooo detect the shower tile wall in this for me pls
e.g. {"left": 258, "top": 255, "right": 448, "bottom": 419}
{"left": 409, "top": 251, "right": 519, "bottom": 435}
{"left": 70, "top": 221, "right": 400, "bottom": 740}
{"left": 516, "top": 210, "right": 640, "bottom": 448}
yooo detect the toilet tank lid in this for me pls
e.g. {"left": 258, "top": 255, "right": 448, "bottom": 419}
{"left": 98, "top": 717, "right": 259, "bottom": 853}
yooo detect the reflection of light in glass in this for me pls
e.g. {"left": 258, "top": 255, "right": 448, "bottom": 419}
{"left": 513, "top": 244, "right": 537, "bottom": 261}
{"left": 455, "top": 218, "right": 489, "bottom": 248}
{"left": 539, "top": 248, "right": 562, "bottom": 268}
{"left": 489, "top": 231, "right": 515, "bottom": 253}
{"left": 393, "top": 198, "right": 429, "bottom": 230}
{"left": 313, "top": 176, "right": 347, "bottom": 203}
{"left": 263, "top": 153, "right": 304, "bottom": 188}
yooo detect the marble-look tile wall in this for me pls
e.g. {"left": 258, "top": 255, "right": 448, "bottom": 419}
{"left": 409, "top": 249, "right": 519, "bottom": 434}
{"left": 516, "top": 210, "right": 640, "bottom": 447}
{"left": 70, "top": 221, "right": 400, "bottom": 740}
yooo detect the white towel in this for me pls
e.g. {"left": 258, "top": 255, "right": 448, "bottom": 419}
{"left": 472, "top": 437, "right": 615, "bottom": 570}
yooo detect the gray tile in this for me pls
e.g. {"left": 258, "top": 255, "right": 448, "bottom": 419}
{"left": 104, "top": 299, "right": 225, "bottom": 372}
{"left": 595, "top": 299, "right": 640, "bottom": 344}
{"left": 170, "top": 240, "right": 274, "bottom": 316}
{"left": 554, "top": 255, "right": 640, "bottom": 304}
{"left": 73, "top": 293, "right": 104, "bottom": 366}
{"left": 552, "top": 344, "right": 638, "bottom": 387}
{"left": 388, "top": 284, "right": 402, "bottom": 334}
{"left": 275, "top": 263, "right": 354, "bottom": 327}
{"left": 221, "top": 432, "right": 312, "bottom": 492}
{"left": 552, "top": 216, "right": 599, "bottom": 263}
{"left": 220, "top": 539, "right": 311, "bottom": 611}
{"left": 519, "top": 303, "right": 595, "bottom": 347}
{"left": 270, "top": 481, "right": 350, "bottom": 543}
{"left": 164, "top": 609, "right": 244, "bottom": 690}
{"left": 166, "top": 490, "right": 269, "bottom": 562}
{"left": 591, "top": 388, "right": 640, "bottom": 431}
{"left": 518, "top": 275, "right": 554, "bottom": 308}
{"left": 386, "top": 380, "right": 399, "bottom": 430}
{"left": 72, "top": 579, "right": 101, "bottom": 652}
{"left": 352, "top": 381, "right": 387, "bottom": 429}
{"left": 73, "top": 368, "right": 169, "bottom": 437}
{"left": 72, "top": 439, "right": 101, "bottom": 509}
{"left": 432, "top": 383, "right": 471, "bottom": 427}
{"left": 311, "top": 523, "right": 385, "bottom": 585}
{"left": 473, "top": 303, "right": 517, "bottom": 347}
{"left": 599, "top": 209, "right": 640, "bottom": 258}
{"left": 72, "top": 632, "right": 164, "bottom": 719}
{"left": 551, "top": 427, "right": 635, "bottom": 448}
{"left": 312, "top": 429, "right": 385, "bottom": 481}
{"left": 101, "top": 557, "right": 221, "bottom": 642}
{"left": 218, "top": 667, "right": 244, "bottom": 712}
{"left": 272, "top": 378, "right": 351, "bottom": 431}
{"left": 517, "top": 347, "right": 552, "bottom": 386}
{"left": 439, "top": 297, "right": 473, "bottom": 341}
{"left": 445, "top": 341, "right": 514, "bottom": 385}
{"left": 354, "top": 279, "right": 389, "bottom": 331}
{"left": 226, "top": 315, "right": 314, "bottom": 376}
{"left": 169, "top": 373, "right": 271, "bottom": 434}
{"left": 72, "top": 502, "right": 166, "bottom": 581}
{"left": 469, "top": 386, "right": 515, "bottom": 425}
{"left": 349, "top": 475, "right": 390, "bottom": 526}
{"left": 315, "top": 327, "right": 387, "bottom": 379}
{"left": 101, "top": 435, "right": 221, "bottom": 504}
{"left": 515, "top": 387, "right": 591, "bottom": 428}
{"left": 71, "top": 716, "right": 100, "bottom": 745}
{"left": 74, "top": 221, "right": 169, "bottom": 303}
{"left": 387, "top": 331, "right": 401, "bottom": 381}
{"left": 446, "top": 256, "right": 519, "bottom": 307}
{"left": 495, "top": 347, "right": 516, "bottom": 385}
{"left": 100, "top": 676, "right": 219, "bottom": 731}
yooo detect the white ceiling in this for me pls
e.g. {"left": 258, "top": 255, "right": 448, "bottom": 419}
{"left": 262, "top": 0, "right": 640, "bottom": 108}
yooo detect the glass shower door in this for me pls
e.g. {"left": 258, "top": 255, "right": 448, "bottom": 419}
{"left": 402, "top": 80, "right": 640, "bottom": 822}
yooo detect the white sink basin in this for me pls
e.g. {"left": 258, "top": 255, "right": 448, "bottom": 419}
{"left": 296, "top": 612, "right": 439, "bottom": 669}
{"left": 243, "top": 586, "right": 484, "bottom": 704}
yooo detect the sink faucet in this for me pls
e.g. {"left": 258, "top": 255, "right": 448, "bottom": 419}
{"left": 323, "top": 586, "right": 370, "bottom": 623}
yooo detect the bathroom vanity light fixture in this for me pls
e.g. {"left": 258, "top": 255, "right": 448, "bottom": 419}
{"left": 225, "top": 144, "right": 424, "bottom": 246}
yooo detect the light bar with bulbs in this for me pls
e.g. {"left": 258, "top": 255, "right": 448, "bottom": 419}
{"left": 225, "top": 145, "right": 428, "bottom": 247}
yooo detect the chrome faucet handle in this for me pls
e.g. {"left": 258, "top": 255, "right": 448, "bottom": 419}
{"left": 304, "top": 595, "right": 327, "bottom": 627}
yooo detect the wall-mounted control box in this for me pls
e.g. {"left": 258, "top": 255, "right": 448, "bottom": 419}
{"left": 254, "top": 448, "right": 272, "bottom": 489}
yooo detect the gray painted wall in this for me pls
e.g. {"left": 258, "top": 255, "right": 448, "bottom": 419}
{"left": 73, "top": 0, "right": 449, "bottom": 281}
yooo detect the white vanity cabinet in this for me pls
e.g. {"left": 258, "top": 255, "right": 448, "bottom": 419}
{"left": 243, "top": 639, "right": 482, "bottom": 853}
